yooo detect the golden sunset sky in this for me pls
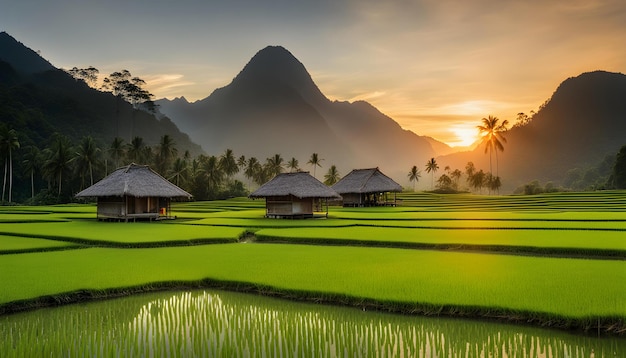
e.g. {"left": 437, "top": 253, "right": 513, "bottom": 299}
{"left": 2, "top": 0, "right": 625, "bottom": 147}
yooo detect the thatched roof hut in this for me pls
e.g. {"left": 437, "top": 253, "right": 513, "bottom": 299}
{"left": 331, "top": 168, "right": 402, "bottom": 207}
{"left": 249, "top": 172, "right": 340, "bottom": 218}
{"left": 76, "top": 163, "right": 192, "bottom": 221}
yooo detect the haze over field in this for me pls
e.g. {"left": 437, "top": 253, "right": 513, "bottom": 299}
{"left": 3, "top": 0, "right": 626, "bottom": 147}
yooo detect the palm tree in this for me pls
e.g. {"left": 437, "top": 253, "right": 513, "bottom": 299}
{"left": 471, "top": 169, "right": 486, "bottom": 194}
{"left": 477, "top": 115, "right": 509, "bottom": 178}
{"left": 219, "top": 149, "right": 239, "bottom": 179}
{"left": 324, "top": 165, "right": 340, "bottom": 185}
{"left": 244, "top": 157, "right": 260, "bottom": 187}
{"left": 108, "top": 137, "right": 125, "bottom": 169}
{"left": 156, "top": 135, "right": 177, "bottom": 175}
{"left": 307, "top": 153, "right": 323, "bottom": 178}
{"left": 73, "top": 136, "right": 101, "bottom": 188}
{"left": 266, "top": 154, "right": 284, "bottom": 178}
{"left": 450, "top": 169, "right": 462, "bottom": 191}
{"left": 22, "top": 146, "right": 40, "bottom": 201}
{"left": 169, "top": 157, "right": 188, "bottom": 187}
{"left": 407, "top": 165, "right": 421, "bottom": 191}
{"left": 200, "top": 155, "right": 223, "bottom": 195}
{"left": 465, "top": 162, "right": 476, "bottom": 189}
{"left": 287, "top": 157, "right": 299, "bottom": 173}
{"left": 237, "top": 155, "right": 247, "bottom": 171}
{"left": 126, "top": 136, "right": 145, "bottom": 163}
{"left": 0, "top": 128, "right": 20, "bottom": 203}
{"left": 425, "top": 158, "right": 439, "bottom": 189}
{"left": 42, "top": 134, "right": 73, "bottom": 195}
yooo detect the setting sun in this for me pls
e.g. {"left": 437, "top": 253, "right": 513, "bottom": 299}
{"left": 450, "top": 124, "right": 479, "bottom": 147}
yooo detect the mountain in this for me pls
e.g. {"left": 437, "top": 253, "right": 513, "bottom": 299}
{"left": 438, "top": 70, "right": 626, "bottom": 191}
{"left": 157, "top": 46, "right": 445, "bottom": 182}
{"left": 0, "top": 31, "right": 202, "bottom": 156}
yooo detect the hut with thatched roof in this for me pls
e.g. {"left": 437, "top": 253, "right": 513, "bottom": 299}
{"left": 249, "top": 172, "right": 341, "bottom": 218}
{"left": 332, "top": 168, "right": 402, "bottom": 207}
{"left": 76, "top": 163, "right": 192, "bottom": 221}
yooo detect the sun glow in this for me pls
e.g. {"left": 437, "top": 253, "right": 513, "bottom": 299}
{"left": 450, "top": 124, "right": 479, "bottom": 147}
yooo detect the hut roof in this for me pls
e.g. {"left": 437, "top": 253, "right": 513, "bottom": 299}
{"left": 75, "top": 163, "right": 192, "bottom": 199}
{"left": 249, "top": 172, "right": 341, "bottom": 199}
{"left": 332, "top": 168, "right": 402, "bottom": 194}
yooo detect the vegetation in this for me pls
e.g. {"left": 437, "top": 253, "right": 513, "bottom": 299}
{"left": 2, "top": 290, "right": 622, "bottom": 357}
{"left": 0, "top": 192, "right": 624, "bottom": 336}
{"left": 424, "top": 158, "right": 438, "bottom": 189}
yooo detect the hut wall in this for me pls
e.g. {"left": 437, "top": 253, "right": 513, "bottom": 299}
{"left": 292, "top": 198, "right": 313, "bottom": 215}
{"left": 266, "top": 196, "right": 294, "bottom": 216}
{"left": 341, "top": 193, "right": 363, "bottom": 206}
{"left": 266, "top": 196, "right": 314, "bottom": 217}
{"left": 97, "top": 197, "right": 125, "bottom": 218}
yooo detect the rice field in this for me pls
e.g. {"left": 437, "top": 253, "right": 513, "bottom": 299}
{"left": 0, "top": 190, "right": 624, "bottom": 341}
{"left": 2, "top": 290, "right": 623, "bottom": 357}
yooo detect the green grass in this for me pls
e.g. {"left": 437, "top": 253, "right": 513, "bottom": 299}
{"left": 255, "top": 226, "right": 626, "bottom": 255}
{"left": 0, "top": 244, "right": 623, "bottom": 320}
{"left": 0, "top": 235, "right": 78, "bottom": 253}
{"left": 0, "top": 192, "right": 625, "bottom": 334}
{"left": 0, "top": 221, "right": 245, "bottom": 246}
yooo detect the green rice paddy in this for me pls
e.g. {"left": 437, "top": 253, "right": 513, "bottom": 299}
{"left": 0, "top": 191, "right": 624, "bottom": 336}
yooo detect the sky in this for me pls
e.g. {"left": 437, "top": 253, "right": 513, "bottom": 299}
{"left": 2, "top": 0, "right": 626, "bottom": 147}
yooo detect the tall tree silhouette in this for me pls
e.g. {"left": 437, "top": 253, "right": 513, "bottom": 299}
{"left": 324, "top": 165, "right": 340, "bottom": 185}
{"left": 407, "top": 165, "right": 421, "bottom": 191}
{"left": 43, "top": 134, "right": 73, "bottom": 195}
{"left": 477, "top": 115, "right": 509, "bottom": 178}
{"left": 425, "top": 158, "right": 439, "bottom": 189}
{"left": 307, "top": 153, "right": 323, "bottom": 179}
{"left": 0, "top": 127, "right": 20, "bottom": 202}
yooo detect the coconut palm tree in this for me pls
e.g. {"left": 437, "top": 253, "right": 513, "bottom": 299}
{"left": 244, "top": 157, "right": 260, "bottom": 187}
{"left": 156, "top": 135, "right": 177, "bottom": 175}
{"left": 407, "top": 165, "right": 421, "bottom": 191}
{"left": 471, "top": 169, "right": 486, "bottom": 194}
{"left": 425, "top": 158, "right": 439, "bottom": 189}
{"left": 0, "top": 128, "right": 20, "bottom": 203}
{"left": 200, "top": 155, "right": 223, "bottom": 195}
{"left": 22, "top": 146, "right": 40, "bottom": 201}
{"left": 450, "top": 169, "right": 462, "bottom": 191}
{"left": 126, "top": 136, "right": 145, "bottom": 164}
{"left": 324, "top": 165, "right": 340, "bottom": 185}
{"left": 465, "top": 162, "right": 476, "bottom": 189}
{"left": 287, "top": 157, "right": 299, "bottom": 173}
{"left": 42, "top": 134, "right": 73, "bottom": 195}
{"left": 108, "top": 137, "right": 125, "bottom": 169}
{"left": 73, "top": 136, "right": 101, "bottom": 188}
{"left": 169, "top": 157, "right": 188, "bottom": 187}
{"left": 219, "top": 149, "right": 239, "bottom": 179}
{"left": 237, "top": 155, "right": 247, "bottom": 171}
{"left": 266, "top": 154, "right": 284, "bottom": 178}
{"left": 477, "top": 115, "right": 509, "bottom": 178}
{"left": 307, "top": 153, "right": 323, "bottom": 179}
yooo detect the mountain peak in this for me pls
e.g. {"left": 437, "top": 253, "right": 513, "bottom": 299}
{"left": 229, "top": 45, "right": 328, "bottom": 105}
{"left": 0, "top": 32, "right": 56, "bottom": 74}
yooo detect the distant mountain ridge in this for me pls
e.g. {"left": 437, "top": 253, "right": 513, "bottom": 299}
{"left": 0, "top": 31, "right": 202, "bottom": 156}
{"left": 438, "top": 70, "right": 626, "bottom": 191}
{"left": 157, "top": 46, "right": 444, "bottom": 182}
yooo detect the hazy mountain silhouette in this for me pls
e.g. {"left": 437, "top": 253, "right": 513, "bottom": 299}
{"left": 0, "top": 32, "right": 202, "bottom": 157}
{"left": 157, "top": 46, "right": 443, "bottom": 181}
{"left": 438, "top": 70, "right": 626, "bottom": 191}
{"left": 0, "top": 32, "right": 55, "bottom": 75}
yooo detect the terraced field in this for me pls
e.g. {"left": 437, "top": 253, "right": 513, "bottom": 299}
{"left": 0, "top": 191, "right": 624, "bottom": 335}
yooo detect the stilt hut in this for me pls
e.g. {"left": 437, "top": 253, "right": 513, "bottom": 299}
{"left": 75, "top": 163, "right": 192, "bottom": 221}
{"left": 249, "top": 172, "right": 341, "bottom": 218}
{"left": 332, "top": 168, "right": 402, "bottom": 207}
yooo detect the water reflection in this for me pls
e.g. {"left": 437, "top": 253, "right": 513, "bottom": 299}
{"left": 0, "top": 290, "right": 623, "bottom": 357}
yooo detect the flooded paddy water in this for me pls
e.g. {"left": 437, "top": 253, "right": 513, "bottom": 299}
{"left": 1, "top": 289, "right": 623, "bottom": 357}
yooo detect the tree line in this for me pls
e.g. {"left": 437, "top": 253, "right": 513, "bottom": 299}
{"left": 0, "top": 122, "right": 345, "bottom": 204}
